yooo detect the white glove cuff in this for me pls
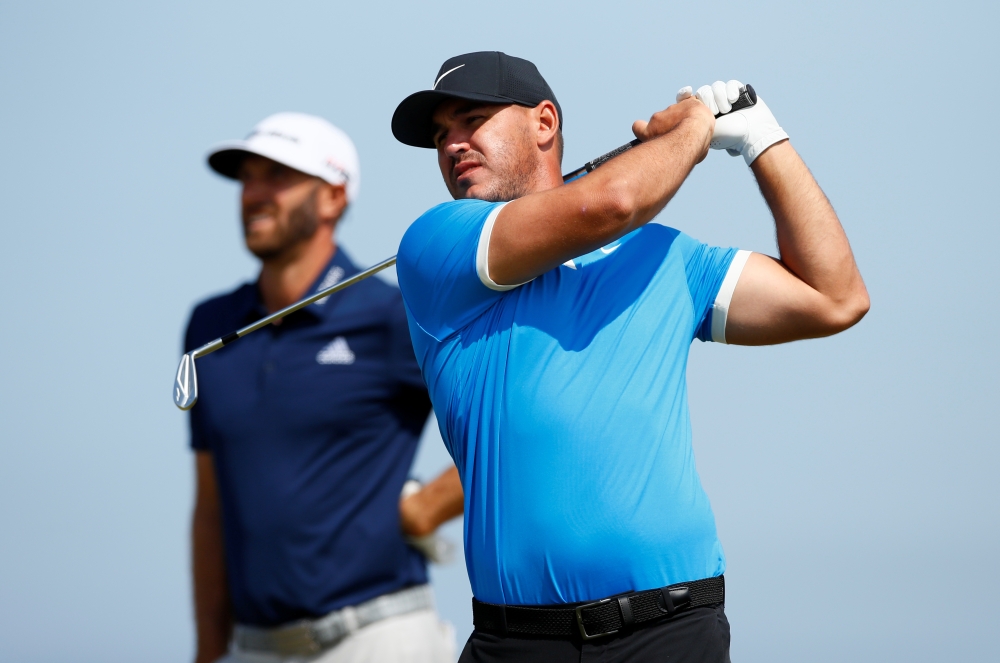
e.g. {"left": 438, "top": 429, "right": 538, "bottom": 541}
{"left": 745, "top": 127, "right": 789, "bottom": 165}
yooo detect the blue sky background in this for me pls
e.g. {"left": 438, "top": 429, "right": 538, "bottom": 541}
{"left": 1, "top": 1, "right": 997, "bottom": 661}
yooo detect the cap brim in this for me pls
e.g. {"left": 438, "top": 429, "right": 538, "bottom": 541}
{"left": 391, "top": 89, "right": 522, "bottom": 149}
{"left": 206, "top": 141, "right": 255, "bottom": 179}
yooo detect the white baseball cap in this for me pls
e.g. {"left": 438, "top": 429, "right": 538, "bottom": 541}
{"left": 207, "top": 112, "right": 361, "bottom": 202}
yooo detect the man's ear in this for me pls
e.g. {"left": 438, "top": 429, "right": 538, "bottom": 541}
{"left": 535, "top": 100, "right": 559, "bottom": 150}
{"left": 316, "top": 183, "right": 348, "bottom": 227}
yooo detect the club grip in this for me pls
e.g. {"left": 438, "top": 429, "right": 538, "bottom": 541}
{"left": 715, "top": 84, "right": 756, "bottom": 118}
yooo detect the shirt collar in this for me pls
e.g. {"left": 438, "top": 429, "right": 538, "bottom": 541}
{"left": 239, "top": 248, "right": 360, "bottom": 325}
{"left": 304, "top": 248, "right": 359, "bottom": 317}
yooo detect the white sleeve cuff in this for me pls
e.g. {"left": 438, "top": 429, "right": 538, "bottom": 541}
{"left": 476, "top": 202, "right": 532, "bottom": 291}
{"left": 710, "top": 250, "right": 752, "bottom": 343}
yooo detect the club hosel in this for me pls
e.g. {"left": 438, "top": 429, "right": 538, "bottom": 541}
{"left": 194, "top": 338, "right": 225, "bottom": 359}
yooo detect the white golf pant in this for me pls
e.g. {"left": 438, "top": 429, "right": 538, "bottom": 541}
{"left": 218, "top": 609, "right": 455, "bottom": 663}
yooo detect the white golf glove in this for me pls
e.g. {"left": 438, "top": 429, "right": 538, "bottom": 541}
{"left": 401, "top": 480, "right": 456, "bottom": 564}
{"left": 677, "top": 80, "right": 788, "bottom": 165}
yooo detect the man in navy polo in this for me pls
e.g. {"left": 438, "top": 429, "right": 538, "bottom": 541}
{"left": 184, "top": 112, "right": 462, "bottom": 663}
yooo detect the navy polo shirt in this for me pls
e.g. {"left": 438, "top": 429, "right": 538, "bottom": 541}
{"left": 184, "top": 249, "right": 432, "bottom": 627}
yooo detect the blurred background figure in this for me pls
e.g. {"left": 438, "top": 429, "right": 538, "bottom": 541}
{"left": 184, "top": 112, "right": 463, "bottom": 663}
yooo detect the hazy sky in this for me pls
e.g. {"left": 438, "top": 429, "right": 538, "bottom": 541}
{"left": 1, "top": 1, "right": 997, "bottom": 661}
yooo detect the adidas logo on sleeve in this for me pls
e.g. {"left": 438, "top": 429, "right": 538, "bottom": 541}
{"left": 313, "top": 266, "right": 345, "bottom": 306}
{"left": 316, "top": 337, "right": 355, "bottom": 365}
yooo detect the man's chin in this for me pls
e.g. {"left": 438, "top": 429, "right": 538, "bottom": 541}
{"left": 456, "top": 189, "right": 487, "bottom": 202}
{"left": 245, "top": 238, "right": 284, "bottom": 261}
{"left": 454, "top": 182, "right": 512, "bottom": 203}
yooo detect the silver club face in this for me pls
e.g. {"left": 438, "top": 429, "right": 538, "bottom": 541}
{"left": 174, "top": 352, "right": 198, "bottom": 410}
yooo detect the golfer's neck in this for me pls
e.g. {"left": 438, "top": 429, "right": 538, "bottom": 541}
{"left": 258, "top": 234, "right": 336, "bottom": 314}
{"left": 533, "top": 161, "right": 565, "bottom": 193}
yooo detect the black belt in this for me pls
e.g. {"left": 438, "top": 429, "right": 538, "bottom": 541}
{"left": 472, "top": 575, "right": 724, "bottom": 641}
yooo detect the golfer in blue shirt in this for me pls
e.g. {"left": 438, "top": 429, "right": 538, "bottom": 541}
{"left": 391, "top": 52, "right": 869, "bottom": 662}
{"left": 185, "top": 113, "right": 462, "bottom": 663}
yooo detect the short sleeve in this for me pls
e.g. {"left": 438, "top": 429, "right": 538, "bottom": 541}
{"left": 397, "top": 199, "right": 508, "bottom": 341}
{"left": 672, "top": 234, "right": 744, "bottom": 343}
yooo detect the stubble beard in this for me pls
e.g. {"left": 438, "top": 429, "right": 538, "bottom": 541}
{"left": 454, "top": 127, "right": 538, "bottom": 203}
{"left": 244, "top": 187, "right": 320, "bottom": 261}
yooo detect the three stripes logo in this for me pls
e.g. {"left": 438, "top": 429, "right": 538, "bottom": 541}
{"left": 314, "top": 266, "right": 345, "bottom": 306}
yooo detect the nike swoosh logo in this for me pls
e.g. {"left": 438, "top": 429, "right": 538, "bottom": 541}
{"left": 433, "top": 64, "right": 465, "bottom": 90}
{"left": 600, "top": 244, "right": 620, "bottom": 254}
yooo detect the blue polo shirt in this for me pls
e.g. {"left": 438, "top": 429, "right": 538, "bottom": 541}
{"left": 397, "top": 199, "right": 743, "bottom": 606}
{"left": 184, "top": 249, "right": 432, "bottom": 627}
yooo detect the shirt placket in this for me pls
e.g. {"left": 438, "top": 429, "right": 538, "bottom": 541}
{"left": 257, "top": 321, "right": 280, "bottom": 400}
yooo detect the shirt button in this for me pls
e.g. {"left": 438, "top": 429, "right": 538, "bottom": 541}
{"left": 264, "top": 361, "right": 275, "bottom": 373}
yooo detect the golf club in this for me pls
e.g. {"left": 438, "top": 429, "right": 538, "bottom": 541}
{"left": 174, "top": 85, "right": 757, "bottom": 410}
{"left": 174, "top": 255, "right": 397, "bottom": 410}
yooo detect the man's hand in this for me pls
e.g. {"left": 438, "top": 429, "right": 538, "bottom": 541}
{"left": 399, "top": 468, "right": 464, "bottom": 563}
{"left": 400, "top": 479, "right": 436, "bottom": 538}
{"left": 632, "top": 97, "right": 715, "bottom": 162}
{"left": 678, "top": 80, "right": 788, "bottom": 165}
{"left": 401, "top": 480, "right": 456, "bottom": 564}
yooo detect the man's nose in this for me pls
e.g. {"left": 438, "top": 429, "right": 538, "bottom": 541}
{"left": 443, "top": 135, "right": 469, "bottom": 159}
{"left": 241, "top": 180, "right": 270, "bottom": 205}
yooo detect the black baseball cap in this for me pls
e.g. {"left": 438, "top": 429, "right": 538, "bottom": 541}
{"left": 392, "top": 51, "right": 562, "bottom": 149}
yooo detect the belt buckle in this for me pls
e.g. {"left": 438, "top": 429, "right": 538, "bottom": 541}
{"left": 238, "top": 622, "right": 322, "bottom": 657}
{"left": 273, "top": 624, "right": 323, "bottom": 657}
{"left": 574, "top": 598, "right": 619, "bottom": 641}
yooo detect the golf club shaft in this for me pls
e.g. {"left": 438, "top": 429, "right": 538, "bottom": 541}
{"left": 188, "top": 131, "right": 640, "bottom": 362}
{"left": 190, "top": 256, "right": 397, "bottom": 360}
{"left": 561, "top": 139, "right": 642, "bottom": 183}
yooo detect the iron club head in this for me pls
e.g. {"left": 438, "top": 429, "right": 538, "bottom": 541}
{"left": 174, "top": 352, "right": 199, "bottom": 410}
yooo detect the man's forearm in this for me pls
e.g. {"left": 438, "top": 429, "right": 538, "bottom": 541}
{"left": 752, "top": 141, "right": 869, "bottom": 326}
{"left": 586, "top": 114, "right": 713, "bottom": 232}
{"left": 193, "top": 504, "right": 232, "bottom": 663}
{"left": 193, "top": 452, "right": 232, "bottom": 663}
{"left": 400, "top": 466, "right": 464, "bottom": 538}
